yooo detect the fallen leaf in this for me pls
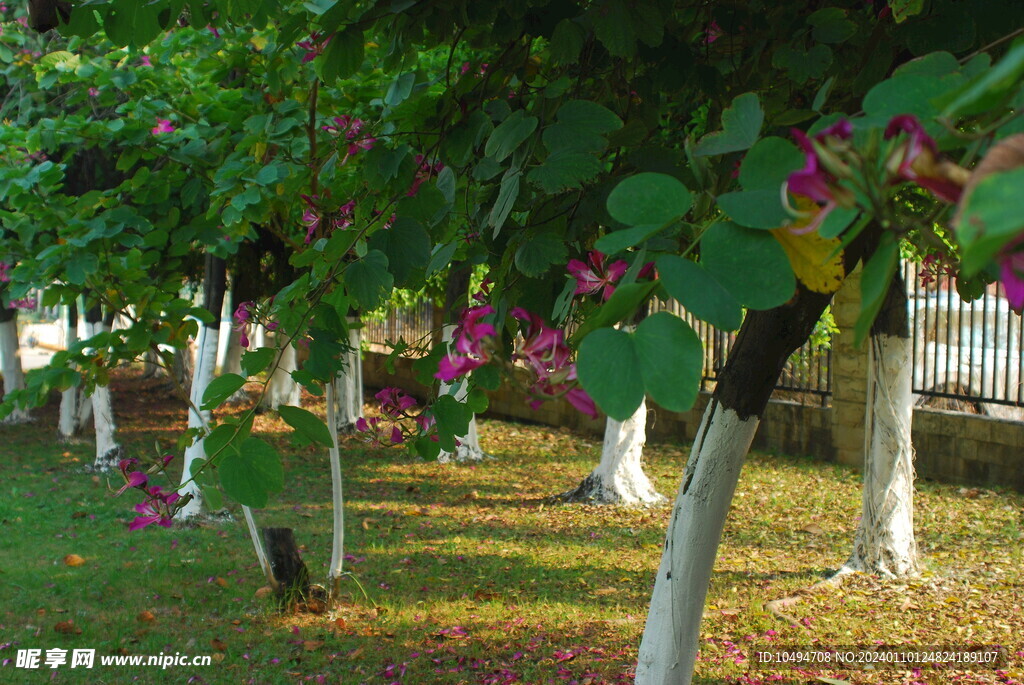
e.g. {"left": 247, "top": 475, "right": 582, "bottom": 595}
{"left": 303, "top": 640, "right": 324, "bottom": 651}
{"left": 800, "top": 522, "right": 825, "bottom": 535}
{"left": 594, "top": 587, "right": 618, "bottom": 596}
{"left": 54, "top": 620, "right": 81, "bottom": 635}
{"left": 214, "top": 577, "right": 229, "bottom": 588}
{"left": 254, "top": 586, "right": 274, "bottom": 599}
{"left": 211, "top": 653, "right": 225, "bottom": 663}
{"left": 210, "top": 638, "right": 227, "bottom": 652}
{"left": 63, "top": 554, "right": 86, "bottom": 567}
{"left": 137, "top": 611, "right": 155, "bottom": 623}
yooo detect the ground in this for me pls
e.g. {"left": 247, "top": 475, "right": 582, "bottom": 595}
{"left": 0, "top": 368, "right": 1021, "bottom": 684}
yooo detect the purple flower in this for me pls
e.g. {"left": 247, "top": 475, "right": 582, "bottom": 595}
{"left": 785, "top": 122, "right": 853, "bottom": 233}
{"left": 434, "top": 305, "right": 497, "bottom": 382}
{"left": 375, "top": 387, "right": 418, "bottom": 417}
{"left": 233, "top": 301, "right": 254, "bottom": 348}
{"left": 999, "top": 242, "right": 1024, "bottom": 314}
{"left": 139, "top": 55, "right": 152, "bottom": 67}
{"left": 567, "top": 251, "right": 628, "bottom": 300}
{"left": 151, "top": 119, "right": 174, "bottom": 135}
{"left": 884, "top": 114, "right": 963, "bottom": 203}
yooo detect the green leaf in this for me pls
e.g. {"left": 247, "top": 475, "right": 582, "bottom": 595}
{"left": 589, "top": 0, "right": 636, "bottom": 58}
{"left": 368, "top": 217, "right": 431, "bottom": 287}
{"left": 772, "top": 44, "right": 834, "bottom": 84}
{"left": 526, "top": 150, "right": 604, "bottom": 194}
{"left": 888, "top": 0, "right": 924, "bottom": 23}
{"left": 701, "top": 221, "right": 795, "bottom": 310}
{"left": 433, "top": 395, "right": 472, "bottom": 452}
{"left": 549, "top": 19, "right": 586, "bottom": 65}
{"left": 572, "top": 282, "right": 657, "bottom": 343}
{"left": 577, "top": 327, "right": 644, "bottom": 421}
{"left": 241, "top": 347, "right": 277, "bottom": 377}
{"left": 318, "top": 27, "right": 364, "bottom": 82}
{"left": 218, "top": 438, "right": 284, "bottom": 508}
{"left": 807, "top": 8, "right": 856, "bottom": 44}
{"left": 514, "top": 233, "right": 569, "bottom": 278}
{"left": 854, "top": 235, "right": 899, "bottom": 346}
{"left": 717, "top": 190, "right": 789, "bottom": 230}
{"left": 102, "top": 0, "right": 163, "bottom": 46}
{"left": 633, "top": 312, "right": 702, "bottom": 412}
{"left": 606, "top": 173, "right": 692, "bottom": 226}
{"left": 863, "top": 74, "right": 947, "bottom": 119}
{"left": 693, "top": 93, "right": 763, "bottom": 156}
{"left": 656, "top": 256, "right": 743, "bottom": 331}
{"left": 201, "top": 374, "right": 247, "bottom": 411}
{"left": 556, "top": 100, "right": 623, "bottom": 134}
{"left": 738, "top": 137, "right": 804, "bottom": 190}
{"left": 277, "top": 405, "right": 334, "bottom": 448}
{"left": 484, "top": 110, "right": 539, "bottom": 162}
{"left": 489, "top": 167, "right": 522, "bottom": 233}
{"left": 204, "top": 423, "right": 242, "bottom": 463}
{"left": 474, "top": 364, "right": 501, "bottom": 391}
{"left": 942, "top": 41, "right": 1024, "bottom": 118}
{"left": 542, "top": 124, "right": 607, "bottom": 154}
{"left": 594, "top": 224, "right": 665, "bottom": 255}
{"left": 345, "top": 250, "right": 394, "bottom": 310}
{"left": 955, "top": 168, "right": 1024, "bottom": 275}
{"left": 385, "top": 72, "right": 416, "bottom": 107}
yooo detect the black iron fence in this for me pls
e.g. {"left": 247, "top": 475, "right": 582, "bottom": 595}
{"left": 362, "top": 300, "right": 434, "bottom": 348}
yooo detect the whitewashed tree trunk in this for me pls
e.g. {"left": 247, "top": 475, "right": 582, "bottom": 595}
{"left": 58, "top": 305, "right": 83, "bottom": 441}
{"left": 332, "top": 320, "right": 363, "bottom": 433}
{"left": 841, "top": 274, "right": 918, "bottom": 578}
{"left": 222, "top": 328, "right": 249, "bottom": 404}
{"left": 635, "top": 282, "right": 844, "bottom": 685}
{"left": 261, "top": 338, "right": 300, "bottom": 411}
{"left": 0, "top": 309, "right": 30, "bottom": 424}
{"left": 438, "top": 323, "right": 485, "bottom": 463}
{"left": 83, "top": 309, "right": 124, "bottom": 472}
{"left": 562, "top": 398, "right": 664, "bottom": 505}
{"left": 325, "top": 381, "right": 346, "bottom": 598}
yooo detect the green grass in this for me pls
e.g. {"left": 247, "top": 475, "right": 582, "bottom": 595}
{"left": 1, "top": 369, "right": 1022, "bottom": 684}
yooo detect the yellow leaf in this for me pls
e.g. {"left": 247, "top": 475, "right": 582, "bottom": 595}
{"left": 771, "top": 222, "right": 845, "bottom": 294}
{"left": 250, "top": 35, "right": 269, "bottom": 51}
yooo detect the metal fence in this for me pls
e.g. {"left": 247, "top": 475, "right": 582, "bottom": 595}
{"left": 906, "top": 261, "right": 1024, "bottom": 409}
{"left": 362, "top": 270, "right": 1024, "bottom": 412}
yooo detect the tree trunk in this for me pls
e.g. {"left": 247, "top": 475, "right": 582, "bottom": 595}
{"left": 561, "top": 398, "right": 665, "bottom": 505}
{"left": 83, "top": 303, "right": 124, "bottom": 472}
{"left": 842, "top": 272, "right": 918, "bottom": 578}
{"left": 325, "top": 380, "right": 346, "bottom": 599}
{"left": 222, "top": 328, "right": 250, "bottom": 404}
{"left": 261, "top": 337, "right": 301, "bottom": 411}
{"left": 635, "top": 285, "right": 840, "bottom": 685}
{"left": 0, "top": 303, "right": 30, "bottom": 424}
{"left": 262, "top": 527, "right": 311, "bottom": 606}
{"left": 177, "top": 255, "right": 227, "bottom": 520}
{"left": 332, "top": 318, "right": 363, "bottom": 433}
{"left": 58, "top": 304, "right": 81, "bottom": 441}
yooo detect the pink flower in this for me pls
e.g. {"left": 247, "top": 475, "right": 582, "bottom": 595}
{"left": 139, "top": 55, "right": 152, "bottom": 67}
{"left": 408, "top": 154, "right": 445, "bottom": 196}
{"left": 355, "top": 417, "right": 403, "bottom": 447}
{"left": 0, "top": 262, "right": 9, "bottom": 282}
{"left": 566, "top": 251, "right": 628, "bottom": 300}
{"left": 151, "top": 119, "right": 175, "bottom": 135}
{"left": 376, "top": 387, "right": 418, "bottom": 417}
{"left": 116, "top": 470, "right": 148, "bottom": 496}
{"left": 786, "top": 121, "right": 853, "bottom": 233}
{"left": 87, "top": 87, "right": 99, "bottom": 98}
{"left": 435, "top": 305, "right": 497, "bottom": 382}
{"left": 704, "top": 20, "right": 723, "bottom": 44}
{"left": 297, "top": 32, "right": 331, "bottom": 63}
{"left": 884, "top": 114, "right": 962, "bottom": 203}
{"left": 233, "top": 300, "right": 254, "bottom": 347}
{"left": 999, "top": 242, "right": 1024, "bottom": 314}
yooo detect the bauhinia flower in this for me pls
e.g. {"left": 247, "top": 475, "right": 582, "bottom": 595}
{"left": 233, "top": 300, "right": 254, "bottom": 348}
{"left": 435, "top": 305, "right": 497, "bottom": 382}
{"left": 297, "top": 32, "right": 331, "bottom": 63}
{"left": 151, "top": 119, "right": 175, "bottom": 135}
{"left": 355, "top": 416, "right": 404, "bottom": 446}
{"left": 510, "top": 308, "right": 598, "bottom": 418}
{"left": 566, "top": 251, "right": 628, "bottom": 300}
{"left": 128, "top": 486, "right": 180, "bottom": 531}
{"left": 0, "top": 262, "right": 9, "bottom": 282}
{"left": 884, "top": 115, "right": 968, "bottom": 203}
{"left": 375, "top": 387, "right": 418, "bottom": 418}
{"left": 998, "top": 240, "right": 1024, "bottom": 314}
{"left": 785, "top": 119, "right": 855, "bottom": 234}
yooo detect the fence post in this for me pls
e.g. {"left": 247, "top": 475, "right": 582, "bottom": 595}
{"left": 831, "top": 266, "right": 871, "bottom": 469}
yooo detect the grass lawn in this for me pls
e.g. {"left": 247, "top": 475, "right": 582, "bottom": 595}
{"left": 1, "top": 368, "right": 1022, "bottom": 684}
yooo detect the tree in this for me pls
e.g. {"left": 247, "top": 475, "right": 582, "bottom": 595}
{"left": 0, "top": 294, "right": 30, "bottom": 424}
{"left": 9, "top": 3, "right": 1024, "bottom": 683}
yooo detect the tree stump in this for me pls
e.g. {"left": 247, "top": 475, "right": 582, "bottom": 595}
{"left": 262, "top": 528, "right": 311, "bottom": 608}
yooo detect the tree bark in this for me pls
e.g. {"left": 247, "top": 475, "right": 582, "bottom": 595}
{"left": 58, "top": 303, "right": 80, "bottom": 441}
{"left": 842, "top": 272, "right": 918, "bottom": 578}
{"left": 332, "top": 317, "right": 363, "bottom": 433}
{"left": 84, "top": 303, "right": 123, "bottom": 471}
{"left": 635, "top": 284, "right": 843, "bottom": 685}
{"left": 262, "top": 527, "right": 311, "bottom": 606}
{"left": 177, "top": 255, "right": 227, "bottom": 519}
{"left": 560, "top": 398, "right": 664, "bottom": 505}
{"left": 0, "top": 302, "right": 30, "bottom": 424}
